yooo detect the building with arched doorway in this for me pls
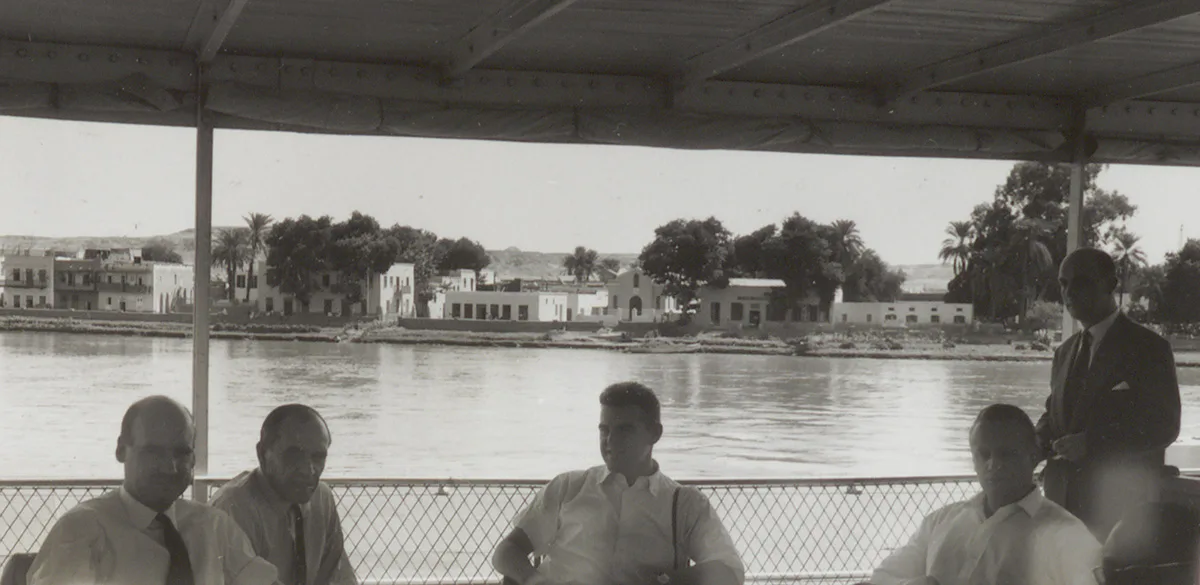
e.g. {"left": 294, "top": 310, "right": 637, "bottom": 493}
{"left": 604, "top": 268, "right": 678, "bottom": 322}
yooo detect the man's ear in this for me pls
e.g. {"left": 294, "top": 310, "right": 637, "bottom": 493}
{"left": 115, "top": 437, "right": 127, "bottom": 464}
{"left": 256, "top": 441, "right": 267, "bottom": 469}
{"left": 651, "top": 423, "right": 664, "bottom": 444}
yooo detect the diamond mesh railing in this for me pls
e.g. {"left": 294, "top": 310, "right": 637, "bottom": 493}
{"left": 1, "top": 475, "right": 981, "bottom": 584}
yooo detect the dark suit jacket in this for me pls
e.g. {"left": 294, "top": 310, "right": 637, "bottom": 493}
{"left": 1035, "top": 312, "right": 1180, "bottom": 535}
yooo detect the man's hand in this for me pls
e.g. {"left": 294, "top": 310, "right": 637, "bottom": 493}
{"left": 1052, "top": 432, "right": 1088, "bottom": 463}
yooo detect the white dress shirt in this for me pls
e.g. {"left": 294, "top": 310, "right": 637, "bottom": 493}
{"left": 871, "top": 488, "right": 1100, "bottom": 585}
{"left": 515, "top": 464, "right": 745, "bottom": 585}
{"left": 28, "top": 487, "right": 279, "bottom": 585}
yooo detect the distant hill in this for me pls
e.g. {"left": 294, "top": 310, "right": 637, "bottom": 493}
{"left": 0, "top": 230, "right": 955, "bottom": 287}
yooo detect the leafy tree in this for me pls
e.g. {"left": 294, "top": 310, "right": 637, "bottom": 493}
{"left": 212, "top": 228, "right": 250, "bottom": 301}
{"left": 1131, "top": 263, "right": 1167, "bottom": 321}
{"left": 638, "top": 217, "right": 732, "bottom": 310}
{"left": 141, "top": 238, "right": 183, "bottom": 264}
{"left": 265, "top": 215, "right": 333, "bottom": 305}
{"left": 438, "top": 237, "right": 491, "bottom": 274}
{"left": 1110, "top": 230, "right": 1147, "bottom": 308}
{"left": 827, "top": 219, "right": 864, "bottom": 270}
{"left": 730, "top": 225, "right": 777, "bottom": 277}
{"left": 1162, "top": 240, "right": 1200, "bottom": 324}
{"left": 243, "top": 213, "right": 273, "bottom": 302}
{"left": 562, "top": 246, "right": 600, "bottom": 283}
{"left": 842, "top": 249, "right": 905, "bottom": 302}
{"left": 938, "top": 221, "right": 973, "bottom": 276}
{"left": 328, "top": 212, "right": 401, "bottom": 304}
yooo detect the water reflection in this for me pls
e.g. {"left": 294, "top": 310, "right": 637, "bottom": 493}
{"left": 3, "top": 331, "right": 1199, "bottom": 480}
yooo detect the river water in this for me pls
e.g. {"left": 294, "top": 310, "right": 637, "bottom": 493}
{"left": 4, "top": 331, "right": 1200, "bottom": 480}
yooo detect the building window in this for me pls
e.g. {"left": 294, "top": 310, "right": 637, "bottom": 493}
{"left": 767, "top": 298, "right": 788, "bottom": 322}
{"left": 931, "top": 307, "right": 938, "bottom": 312}
{"left": 476, "top": 304, "right": 487, "bottom": 320}
{"left": 250, "top": 275, "right": 258, "bottom": 288}
{"left": 322, "top": 274, "right": 331, "bottom": 287}
{"left": 38, "top": 270, "right": 47, "bottom": 284}
{"left": 954, "top": 315, "right": 967, "bottom": 324}
{"left": 930, "top": 315, "right": 941, "bottom": 324}
{"left": 841, "top": 313, "right": 848, "bottom": 322}
{"left": 887, "top": 306, "right": 894, "bottom": 311}
{"left": 83, "top": 273, "right": 91, "bottom": 285}
{"left": 866, "top": 314, "right": 873, "bottom": 323}
{"left": 58, "top": 272, "right": 66, "bottom": 283}
{"left": 730, "top": 302, "right": 745, "bottom": 322}
{"left": 633, "top": 273, "right": 640, "bottom": 288}
{"left": 909, "top": 307, "right": 916, "bottom": 312}
{"left": 237, "top": 275, "right": 246, "bottom": 288}
{"left": 956, "top": 307, "right": 964, "bottom": 312}
{"left": 324, "top": 299, "right": 334, "bottom": 314}
{"left": 108, "top": 275, "right": 114, "bottom": 284}
{"left": 266, "top": 297, "right": 274, "bottom": 312}
{"left": 885, "top": 313, "right": 897, "bottom": 321}
{"left": 39, "top": 295, "right": 46, "bottom": 306}
{"left": 808, "top": 306, "right": 820, "bottom": 322}
{"left": 107, "top": 297, "right": 113, "bottom": 306}
{"left": 67, "top": 273, "right": 75, "bottom": 285}
{"left": 25, "top": 296, "right": 33, "bottom": 308}
{"left": 25, "top": 269, "right": 33, "bottom": 284}
{"left": 518, "top": 305, "right": 529, "bottom": 321}
{"left": 906, "top": 314, "right": 918, "bottom": 323}
{"left": 452, "top": 303, "right": 462, "bottom": 318}
{"left": 612, "top": 295, "right": 619, "bottom": 309}
{"left": 502, "top": 305, "right": 512, "bottom": 320}
{"left": 464, "top": 304, "right": 474, "bottom": 319}
{"left": 489, "top": 304, "right": 499, "bottom": 320}
{"left": 11, "top": 269, "right": 19, "bottom": 281}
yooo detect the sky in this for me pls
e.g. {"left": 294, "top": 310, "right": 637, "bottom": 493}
{"left": 1, "top": 115, "right": 1196, "bottom": 266}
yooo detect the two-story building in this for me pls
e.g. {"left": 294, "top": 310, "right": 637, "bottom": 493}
{"left": 250, "top": 261, "right": 417, "bottom": 318}
{"left": 0, "top": 251, "right": 56, "bottom": 309}
{"left": 604, "top": 268, "right": 678, "bottom": 322}
{"left": 54, "top": 257, "right": 101, "bottom": 310}
{"left": 95, "top": 259, "right": 193, "bottom": 313}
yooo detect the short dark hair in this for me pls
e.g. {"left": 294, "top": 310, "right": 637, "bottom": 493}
{"left": 971, "top": 403, "right": 1036, "bottom": 445}
{"left": 600, "top": 382, "right": 661, "bottom": 426}
{"left": 260, "top": 404, "right": 331, "bottom": 449}
{"left": 1068, "top": 247, "right": 1118, "bottom": 282}
{"left": 120, "top": 395, "right": 193, "bottom": 445}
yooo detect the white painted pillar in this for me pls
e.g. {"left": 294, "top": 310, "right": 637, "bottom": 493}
{"left": 192, "top": 65, "right": 213, "bottom": 502}
{"left": 1062, "top": 113, "right": 1088, "bottom": 340}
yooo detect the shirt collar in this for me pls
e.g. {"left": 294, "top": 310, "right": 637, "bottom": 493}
{"left": 249, "top": 467, "right": 309, "bottom": 515}
{"left": 973, "top": 486, "right": 1043, "bottom": 518}
{"left": 598, "top": 460, "right": 666, "bottom": 497}
{"left": 1085, "top": 308, "right": 1121, "bottom": 351}
{"left": 118, "top": 485, "right": 177, "bottom": 530}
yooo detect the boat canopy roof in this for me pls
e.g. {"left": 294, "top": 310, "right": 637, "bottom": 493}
{"left": 4, "top": 0, "right": 1200, "bottom": 165}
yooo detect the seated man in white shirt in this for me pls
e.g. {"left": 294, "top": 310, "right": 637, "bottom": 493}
{"left": 492, "top": 381, "right": 744, "bottom": 585}
{"left": 869, "top": 403, "right": 1101, "bottom": 585}
{"left": 212, "top": 404, "right": 357, "bottom": 585}
{"left": 28, "top": 395, "right": 280, "bottom": 585}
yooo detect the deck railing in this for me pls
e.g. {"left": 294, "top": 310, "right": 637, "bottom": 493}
{"left": 1, "top": 474, "right": 1112, "bottom": 585}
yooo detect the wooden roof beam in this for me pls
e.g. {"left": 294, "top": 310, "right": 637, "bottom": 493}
{"left": 884, "top": 0, "right": 1200, "bottom": 101}
{"left": 191, "top": 0, "right": 251, "bottom": 63}
{"left": 1084, "top": 62, "right": 1200, "bottom": 106}
{"left": 443, "top": 0, "right": 579, "bottom": 79}
{"left": 674, "top": 0, "right": 896, "bottom": 90}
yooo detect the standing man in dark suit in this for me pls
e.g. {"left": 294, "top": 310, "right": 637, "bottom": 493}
{"left": 1036, "top": 247, "right": 1181, "bottom": 541}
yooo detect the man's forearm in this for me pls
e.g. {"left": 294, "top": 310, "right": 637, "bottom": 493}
{"left": 493, "top": 540, "right": 538, "bottom": 585}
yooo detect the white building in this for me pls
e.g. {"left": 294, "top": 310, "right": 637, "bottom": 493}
{"left": 832, "top": 293, "right": 973, "bottom": 326}
{"left": 251, "top": 261, "right": 416, "bottom": 317}
{"left": 0, "top": 251, "right": 56, "bottom": 309}
{"left": 604, "top": 268, "right": 678, "bottom": 322}
{"left": 692, "top": 278, "right": 824, "bottom": 328}
{"left": 376, "top": 263, "right": 416, "bottom": 317}
{"left": 444, "top": 290, "right": 568, "bottom": 321}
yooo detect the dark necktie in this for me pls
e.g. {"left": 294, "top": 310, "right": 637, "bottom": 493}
{"left": 1065, "top": 330, "right": 1093, "bottom": 415}
{"left": 156, "top": 514, "right": 194, "bottom": 585}
{"left": 292, "top": 504, "right": 307, "bottom": 585}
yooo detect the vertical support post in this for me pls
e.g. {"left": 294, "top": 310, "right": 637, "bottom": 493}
{"left": 193, "top": 64, "right": 213, "bottom": 503}
{"left": 1062, "top": 106, "right": 1088, "bottom": 340}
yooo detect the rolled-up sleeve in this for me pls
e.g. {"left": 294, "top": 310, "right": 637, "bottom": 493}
{"left": 28, "top": 510, "right": 108, "bottom": 585}
{"left": 685, "top": 492, "right": 745, "bottom": 585}
{"left": 514, "top": 473, "right": 571, "bottom": 554}
{"left": 219, "top": 513, "right": 280, "bottom": 585}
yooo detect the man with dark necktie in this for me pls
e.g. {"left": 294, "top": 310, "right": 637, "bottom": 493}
{"left": 213, "top": 404, "right": 356, "bottom": 585}
{"left": 1035, "top": 247, "right": 1181, "bottom": 541}
{"left": 29, "top": 395, "right": 280, "bottom": 585}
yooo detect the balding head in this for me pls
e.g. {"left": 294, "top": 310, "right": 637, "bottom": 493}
{"left": 1059, "top": 247, "right": 1119, "bottom": 327}
{"left": 256, "top": 404, "right": 331, "bottom": 504}
{"left": 115, "top": 396, "right": 195, "bottom": 513}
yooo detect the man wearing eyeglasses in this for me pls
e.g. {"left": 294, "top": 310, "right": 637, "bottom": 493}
{"left": 868, "top": 404, "right": 1101, "bottom": 585}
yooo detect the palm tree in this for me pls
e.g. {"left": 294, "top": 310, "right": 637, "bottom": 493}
{"left": 212, "top": 228, "right": 250, "bottom": 301}
{"left": 828, "top": 219, "right": 864, "bottom": 268}
{"left": 243, "top": 213, "right": 273, "bottom": 302}
{"left": 562, "top": 246, "right": 600, "bottom": 283}
{"left": 1111, "top": 231, "right": 1147, "bottom": 308}
{"left": 1011, "top": 218, "right": 1056, "bottom": 323}
{"left": 938, "top": 220, "right": 974, "bottom": 276}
